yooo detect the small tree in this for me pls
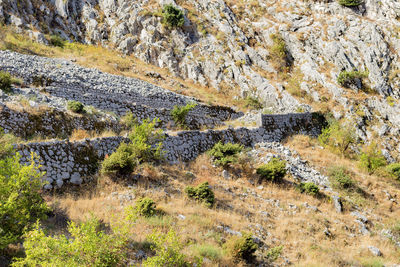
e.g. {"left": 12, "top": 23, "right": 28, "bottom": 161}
{"left": 162, "top": 5, "right": 185, "bottom": 28}
{"left": 101, "top": 142, "right": 137, "bottom": 176}
{"left": 170, "top": 102, "right": 197, "bottom": 128}
{"left": 318, "top": 120, "right": 356, "bottom": 157}
{"left": 185, "top": 182, "right": 215, "bottom": 207}
{"left": 224, "top": 232, "right": 258, "bottom": 262}
{"left": 256, "top": 158, "right": 287, "bottom": 182}
{"left": 208, "top": 142, "right": 243, "bottom": 168}
{"left": 359, "top": 142, "right": 386, "bottom": 174}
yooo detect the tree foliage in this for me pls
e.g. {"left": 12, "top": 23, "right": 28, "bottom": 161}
{"left": 208, "top": 142, "right": 243, "bottom": 168}
{"left": 162, "top": 5, "right": 185, "bottom": 28}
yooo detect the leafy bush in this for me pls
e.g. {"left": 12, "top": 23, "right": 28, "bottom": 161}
{"left": 244, "top": 96, "right": 263, "bottom": 110}
{"left": 0, "top": 152, "right": 49, "bottom": 249}
{"left": 12, "top": 217, "right": 128, "bottom": 266}
{"left": 101, "top": 142, "right": 137, "bottom": 176}
{"left": 162, "top": 5, "right": 185, "bottom": 28}
{"left": 256, "top": 158, "right": 287, "bottom": 182}
{"left": 67, "top": 100, "right": 85, "bottom": 113}
{"left": 266, "top": 245, "right": 283, "bottom": 262}
{"left": 185, "top": 182, "right": 215, "bottom": 207}
{"left": 125, "top": 197, "right": 157, "bottom": 219}
{"left": 318, "top": 120, "right": 356, "bottom": 157}
{"left": 269, "top": 33, "right": 289, "bottom": 72}
{"left": 359, "top": 142, "right": 386, "bottom": 174}
{"left": 328, "top": 166, "right": 355, "bottom": 190}
{"left": 120, "top": 111, "right": 138, "bottom": 129}
{"left": 224, "top": 232, "right": 257, "bottom": 262}
{"left": 386, "top": 163, "right": 400, "bottom": 180}
{"left": 49, "top": 35, "right": 65, "bottom": 48}
{"left": 337, "top": 70, "right": 368, "bottom": 88}
{"left": 143, "top": 230, "right": 191, "bottom": 267}
{"left": 0, "top": 127, "right": 18, "bottom": 159}
{"left": 0, "top": 71, "right": 12, "bottom": 93}
{"left": 170, "top": 102, "right": 197, "bottom": 128}
{"left": 298, "top": 182, "right": 320, "bottom": 196}
{"left": 208, "top": 142, "right": 243, "bottom": 168}
{"left": 338, "top": 0, "right": 363, "bottom": 7}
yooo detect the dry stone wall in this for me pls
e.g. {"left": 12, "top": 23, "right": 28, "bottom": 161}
{"left": 14, "top": 113, "right": 325, "bottom": 189}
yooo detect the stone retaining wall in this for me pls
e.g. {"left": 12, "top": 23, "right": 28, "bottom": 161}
{"left": 13, "top": 113, "right": 325, "bottom": 189}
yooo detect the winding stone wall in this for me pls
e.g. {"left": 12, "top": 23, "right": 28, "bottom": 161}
{"left": 13, "top": 113, "right": 325, "bottom": 189}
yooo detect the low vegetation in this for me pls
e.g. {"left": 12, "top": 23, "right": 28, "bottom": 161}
{"left": 256, "top": 158, "right": 287, "bottom": 182}
{"left": 0, "top": 71, "right": 20, "bottom": 93}
{"left": 185, "top": 182, "right": 215, "bottom": 207}
{"left": 297, "top": 182, "right": 320, "bottom": 196}
{"left": 170, "top": 102, "right": 197, "bottom": 128}
{"left": 337, "top": 70, "right": 369, "bottom": 89}
{"left": 338, "top": 0, "right": 363, "bottom": 7}
{"left": 224, "top": 232, "right": 258, "bottom": 262}
{"left": 162, "top": 4, "right": 185, "bottom": 29}
{"left": 67, "top": 100, "right": 85, "bottom": 114}
{"left": 126, "top": 197, "right": 157, "bottom": 219}
{"left": 208, "top": 142, "right": 243, "bottom": 168}
{"left": 386, "top": 163, "right": 400, "bottom": 180}
{"left": 49, "top": 35, "right": 65, "bottom": 48}
{"left": 328, "top": 166, "right": 355, "bottom": 190}
{"left": 244, "top": 96, "right": 263, "bottom": 110}
{"left": 318, "top": 120, "right": 357, "bottom": 157}
{"left": 269, "top": 33, "right": 290, "bottom": 72}
{"left": 359, "top": 142, "right": 386, "bottom": 174}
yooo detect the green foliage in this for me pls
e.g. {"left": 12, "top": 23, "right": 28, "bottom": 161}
{"left": 49, "top": 35, "right": 65, "bottom": 48}
{"left": 12, "top": 217, "right": 128, "bottom": 266}
{"left": 101, "top": 142, "right": 137, "bottom": 176}
{"left": 298, "top": 182, "right": 320, "bottom": 196}
{"left": 256, "top": 158, "right": 287, "bottom": 182}
{"left": 162, "top": 5, "right": 185, "bottom": 28}
{"left": 224, "top": 232, "right": 258, "bottom": 262}
{"left": 269, "top": 33, "right": 289, "bottom": 72}
{"left": 0, "top": 71, "right": 12, "bottom": 93}
{"left": 359, "top": 142, "right": 386, "bottom": 174}
{"left": 386, "top": 163, "right": 400, "bottom": 180}
{"left": 120, "top": 111, "right": 138, "bottom": 129}
{"left": 386, "top": 96, "right": 396, "bottom": 107}
{"left": 244, "top": 96, "right": 263, "bottom": 110}
{"left": 208, "top": 142, "right": 243, "bottom": 168}
{"left": 67, "top": 100, "right": 85, "bottom": 113}
{"left": 170, "top": 102, "right": 197, "bottom": 128}
{"left": 185, "top": 182, "right": 215, "bottom": 207}
{"left": 318, "top": 120, "right": 356, "bottom": 157}
{"left": 0, "top": 152, "right": 49, "bottom": 249}
{"left": 192, "top": 244, "right": 222, "bottom": 261}
{"left": 328, "top": 166, "right": 355, "bottom": 190}
{"left": 266, "top": 245, "right": 283, "bottom": 262}
{"left": 338, "top": 0, "right": 363, "bottom": 7}
{"left": 0, "top": 127, "right": 19, "bottom": 159}
{"left": 125, "top": 197, "right": 157, "bottom": 219}
{"left": 143, "top": 230, "right": 192, "bottom": 267}
{"left": 101, "top": 118, "right": 164, "bottom": 176}
{"left": 337, "top": 70, "right": 368, "bottom": 88}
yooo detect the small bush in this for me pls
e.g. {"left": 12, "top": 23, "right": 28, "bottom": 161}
{"left": 269, "top": 33, "right": 289, "bottom": 72}
{"left": 359, "top": 142, "right": 386, "bottom": 174}
{"left": 49, "top": 35, "right": 65, "bottom": 48}
{"left": 185, "top": 182, "right": 215, "bottom": 207}
{"left": 318, "top": 120, "right": 356, "bottom": 157}
{"left": 256, "top": 158, "right": 287, "bottom": 182}
{"left": 170, "top": 102, "right": 197, "bottom": 128}
{"left": 224, "top": 233, "right": 257, "bottom": 262}
{"left": 328, "top": 166, "right": 355, "bottom": 189}
{"left": 67, "top": 100, "right": 84, "bottom": 113}
{"left": 338, "top": 0, "right": 363, "bottom": 7}
{"left": 101, "top": 142, "right": 137, "bottom": 176}
{"left": 192, "top": 244, "right": 222, "bottom": 261}
{"left": 266, "top": 245, "right": 283, "bottom": 262}
{"left": 337, "top": 70, "right": 368, "bottom": 88}
{"left": 12, "top": 217, "right": 128, "bottom": 266}
{"left": 208, "top": 142, "right": 243, "bottom": 168}
{"left": 386, "top": 96, "right": 396, "bottom": 107}
{"left": 244, "top": 96, "right": 263, "bottom": 110}
{"left": 0, "top": 127, "right": 18, "bottom": 159}
{"left": 120, "top": 111, "right": 138, "bottom": 129}
{"left": 0, "top": 71, "right": 12, "bottom": 93}
{"left": 162, "top": 4, "right": 185, "bottom": 28}
{"left": 126, "top": 197, "right": 157, "bottom": 219}
{"left": 143, "top": 230, "right": 191, "bottom": 267}
{"left": 386, "top": 163, "right": 400, "bottom": 180}
{"left": 298, "top": 182, "right": 320, "bottom": 196}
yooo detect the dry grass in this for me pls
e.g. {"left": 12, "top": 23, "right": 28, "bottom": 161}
{"left": 69, "top": 129, "right": 117, "bottom": 141}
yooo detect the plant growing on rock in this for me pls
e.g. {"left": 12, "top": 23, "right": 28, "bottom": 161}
{"left": 244, "top": 96, "right": 263, "bottom": 110}
{"left": 337, "top": 70, "right": 369, "bottom": 89}
{"left": 162, "top": 4, "right": 185, "bottom": 29}
{"left": 125, "top": 197, "right": 157, "bottom": 219}
{"left": 185, "top": 182, "right": 215, "bottom": 207}
{"left": 0, "top": 71, "right": 12, "bottom": 93}
{"left": 338, "top": 0, "right": 363, "bottom": 7}
{"left": 269, "top": 33, "right": 290, "bottom": 72}
{"left": 386, "top": 163, "right": 400, "bottom": 180}
{"left": 67, "top": 100, "right": 85, "bottom": 114}
{"left": 49, "top": 34, "right": 65, "bottom": 48}
{"left": 208, "top": 142, "right": 243, "bottom": 168}
{"left": 256, "top": 158, "right": 287, "bottom": 182}
{"left": 297, "top": 182, "right": 320, "bottom": 196}
{"left": 224, "top": 232, "right": 258, "bottom": 262}
{"left": 318, "top": 120, "right": 356, "bottom": 157}
{"left": 170, "top": 102, "right": 197, "bottom": 128}
{"left": 359, "top": 142, "right": 386, "bottom": 174}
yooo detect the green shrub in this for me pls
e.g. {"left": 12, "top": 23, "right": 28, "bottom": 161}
{"left": 298, "top": 182, "right": 320, "bottom": 196}
{"left": 12, "top": 217, "right": 128, "bottom": 266}
{"left": 192, "top": 244, "right": 222, "bottom": 261}
{"left": 0, "top": 127, "right": 19, "bottom": 159}
{"left": 0, "top": 152, "right": 49, "bottom": 249}
{"left": 185, "top": 182, "right": 215, "bottom": 207}
{"left": 125, "top": 197, "right": 157, "bottom": 219}
{"left": 170, "top": 102, "right": 197, "bottom": 128}
{"left": 337, "top": 70, "right": 368, "bottom": 88}
{"left": 162, "top": 4, "right": 185, "bottom": 28}
{"left": 318, "top": 120, "right": 356, "bottom": 157}
{"left": 386, "top": 163, "right": 400, "bottom": 180}
{"left": 328, "top": 166, "right": 355, "bottom": 189}
{"left": 120, "top": 111, "right": 138, "bottom": 129}
{"left": 269, "top": 33, "right": 289, "bottom": 72}
{"left": 49, "top": 35, "right": 65, "bottom": 48}
{"left": 338, "top": 0, "right": 363, "bottom": 7}
{"left": 224, "top": 232, "right": 257, "bottom": 262}
{"left": 67, "top": 100, "right": 85, "bottom": 113}
{"left": 359, "top": 142, "right": 386, "bottom": 174}
{"left": 0, "top": 71, "right": 12, "bottom": 93}
{"left": 386, "top": 96, "right": 396, "bottom": 107}
{"left": 266, "top": 245, "right": 283, "bottom": 262}
{"left": 256, "top": 158, "right": 287, "bottom": 182}
{"left": 101, "top": 142, "right": 137, "bottom": 176}
{"left": 143, "top": 230, "right": 192, "bottom": 267}
{"left": 244, "top": 96, "right": 263, "bottom": 110}
{"left": 208, "top": 142, "right": 243, "bottom": 168}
